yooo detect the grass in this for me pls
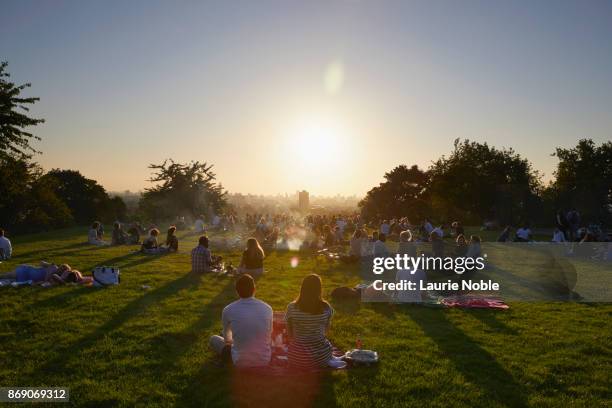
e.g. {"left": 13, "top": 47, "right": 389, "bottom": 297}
{"left": 0, "top": 227, "right": 610, "bottom": 407}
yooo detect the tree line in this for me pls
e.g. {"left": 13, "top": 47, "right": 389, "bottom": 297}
{"left": 359, "top": 138, "right": 612, "bottom": 227}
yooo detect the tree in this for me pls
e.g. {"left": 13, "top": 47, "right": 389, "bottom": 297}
{"left": 359, "top": 165, "right": 430, "bottom": 222}
{"left": 426, "top": 139, "right": 541, "bottom": 224}
{"left": 42, "top": 169, "right": 126, "bottom": 224}
{"left": 0, "top": 61, "right": 45, "bottom": 160}
{"left": 140, "top": 159, "right": 227, "bottom": 220}
{"left": 548, "top": 139, "right": 612, "bottom": 224}
{"left": 0, "top": 157, "right": 73, "bottom": 232}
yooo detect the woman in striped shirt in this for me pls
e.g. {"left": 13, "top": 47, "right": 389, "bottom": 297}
{"left": 285, "top": 274, "right": 346, "bottom": 369}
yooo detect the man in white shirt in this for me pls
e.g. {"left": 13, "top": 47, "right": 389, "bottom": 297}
{"left": 209, "top": 274, "right": 272, "bottom": 367}
{"left": 0, "top": 229, "right": 11, "bottom": 260}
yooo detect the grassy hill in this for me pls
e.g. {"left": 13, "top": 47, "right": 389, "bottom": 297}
{"left": 0, "top": 227, "right": 610, "bottom": 407}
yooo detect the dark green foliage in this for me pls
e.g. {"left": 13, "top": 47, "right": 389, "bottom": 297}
{"left": 0, "top": 157, "right": 73, "bottom": 232}
{"left": 359, "top": 165, "right": 430, "bottom": 222}
{"left": 361, "top": 139, "right": 542, "bottom": 225}
{"left": 428, "top": 139, "right": 541, "bottom": 224}
{"left": 140, "top": 159, "right": 227, "bottom": 220}
{"left": 0, "top": 61, "right": 45, "bottom": 160}
{"left": 546, "top": 139, "right": 612, "bottom": 225}
{"left": 42, "top": 169, "right": 126, "bottom": 224}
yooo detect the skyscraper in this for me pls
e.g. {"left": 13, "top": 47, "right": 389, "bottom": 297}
{"left": 298, "top": 190, "right": 309, "bottom": 213}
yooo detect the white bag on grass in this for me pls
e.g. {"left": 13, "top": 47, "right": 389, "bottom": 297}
{"left": 93, "top": 266, "right": 120, "bottom": 287}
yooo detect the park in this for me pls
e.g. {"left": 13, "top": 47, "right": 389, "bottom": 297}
{"left": 1, "top": 2, "right": 611, "bottom": 407}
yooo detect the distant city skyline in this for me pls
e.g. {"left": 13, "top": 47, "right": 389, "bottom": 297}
{"left": 2, "top": 1, "right": 611, "bottom": 195}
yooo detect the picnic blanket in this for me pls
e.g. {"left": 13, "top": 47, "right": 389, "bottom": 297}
{"left": 441, "top": 295, "right": 509, "bottom": 309}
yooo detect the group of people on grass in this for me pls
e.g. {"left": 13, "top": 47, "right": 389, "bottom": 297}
{"left": 209, "top": 273, "right": 346, "bottom": 370}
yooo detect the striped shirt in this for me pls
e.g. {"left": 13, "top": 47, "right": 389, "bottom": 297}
{"left": 285, "top": 302, "right": 333, "bottom": 369}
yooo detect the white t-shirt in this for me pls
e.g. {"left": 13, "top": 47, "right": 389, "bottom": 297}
{"left": 516, "top": 228, "right": 532, "bottom": 240}
{"left": 222, "top": 297, "right": 272, "bottom": 367}
{"left": 0, "top": 236, "right": 12, "bottom": 259}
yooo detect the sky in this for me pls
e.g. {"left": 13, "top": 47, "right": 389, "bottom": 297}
{"left": 1, "top": 0, "right": 611, "bottom": 196}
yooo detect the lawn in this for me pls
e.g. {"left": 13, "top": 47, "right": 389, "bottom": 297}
{"left": 0, "top": 227, "right": 610, "bottom": 407}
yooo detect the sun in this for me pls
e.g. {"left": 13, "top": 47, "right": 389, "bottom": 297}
{"left": 287, "top": 121, "right": 343, "bottom": 168}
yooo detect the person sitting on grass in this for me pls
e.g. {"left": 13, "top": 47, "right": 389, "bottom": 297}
{"left": 96, "top": 222, "right": 105, "bottom": 240}
{"left": 238, "top": 238, "right": 265, "bottom": 276}
{"left": 285, "top": 274, "right": 346, "bottom": 369}
{"left": 127, "top": 224, "right": 141, "bottom": 244}
{"left": 111, "top": 222, "right": 128, "bottom": 245}
{"left": 209, "top": 274, "right": 273, "bottom": 367}
{"left": 430, "top": 230, "right": 444, "bottom": 258}
{"left": 497, "top": 226, "right": 512, "bottom": 242}
{"left": 466, "top": 235, "right": 482, "bottom": 258}
{"left": 451, "top": 221, "right": 464, "bottom": 238}
{"left": 264, "top": 227, "right": 280, "bottom": 249}
{"left": 165, "top": 226, "right": 179, "bottom": 252}
{"left": 373, "top": 233, "right": 389, "bottom": 257}
{"left": 455, "top": 234, "right": 468, "bottom": 257}
{"left": 191, "top": 235, "right": 214, "bottom": 273}
{"left": 88, "top": 222, "right": 107, "bottom": 245}
{"left": 348, "top": 229, "right": 365, "bottom": 259}
{"left": 514, "top": 224, "right": 532, "bottom": 242}
{"left": 398, "top": 230, "right": 417, "bottom": 258}
{"left": 0, "top": 228, "right": 12, "bottom": 260}
{"left": 552, "top": 227, "right": 567, "bottom": 243}
{"left": 0, "top": 261, "right": 59, "bottom": 284}
{"left": 322, "top": 225, "right": 336, "bottom": 248}
{"left": 141, "top": 228, "right": 164, "bottom": 254}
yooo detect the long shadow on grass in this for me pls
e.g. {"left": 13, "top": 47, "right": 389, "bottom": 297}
{"left": 12, "top": 244, "right": 110, "bottom": 264}
{"left": 403, "top": 307, "right": 528, "bottom": 406}
{"left": 14, "top": 242, "right": 91, "bottom": 259}
{"left": 27, "top": 272, "right": 208, "bottom": 380}
{"left": 465, "top": 309, "right": 519, "bottom": 336}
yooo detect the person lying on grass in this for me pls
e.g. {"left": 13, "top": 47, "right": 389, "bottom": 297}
{"left": 285, "top": 274, "right": 346, "bottom": 369}
{"left": 49, "top": 264, "right": 88, "bottom": 285}
{"left": 0, "top": 263, "right": 91, "bottom": 286}
{"left": 237, "top": 238, "right": 265, "bottom": 276}
{"left": 0, "top": 262, "right": 59, "bottom": 284}
{"left": 209, "top": 274, "right": 273, "bottom": 367}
